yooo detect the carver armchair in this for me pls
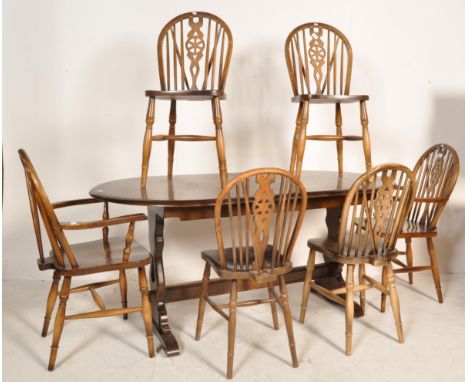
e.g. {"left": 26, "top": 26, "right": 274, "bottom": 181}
{"left": 19, "top": 149, "right": 155, "bottom": 370}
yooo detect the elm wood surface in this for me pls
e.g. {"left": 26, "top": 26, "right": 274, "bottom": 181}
{"left": 291, "top": 94, "right": 368, "bottom": 103}
{"left": 140, "top": 12, "right": 233, "bottom": 188}
{"left": 91, "top": 171, "right": 359, "bottom": 207}
{"left": 89, "top": 170, "right": 363, "bottom": 357}
{"left": 145, "top": 90, "right": 226, "bottom": 101}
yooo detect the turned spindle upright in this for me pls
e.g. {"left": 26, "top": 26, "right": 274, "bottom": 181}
{"left": 141, "top": 12, "right": 233, "bottom": 188}
{"left": 285, "top": 22, "right": 372, "bottom": 177}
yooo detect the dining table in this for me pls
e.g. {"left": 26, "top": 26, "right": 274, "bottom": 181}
{"left": 89, "top": 170, "right": 365, "bottom": 357}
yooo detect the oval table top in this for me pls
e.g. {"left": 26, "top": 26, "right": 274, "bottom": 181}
{"left": 89, "top": 171, "right": 361, "bottom": 208}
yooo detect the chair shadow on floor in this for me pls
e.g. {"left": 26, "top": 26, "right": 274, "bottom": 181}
{"left": 56, "top": 330, "right": 100, "bottom": 368}
{"left": 394, "top": 276, "right": 439, "bottom": 302}
{"left": 188, "top": 343, "right": 226, "bottom": 378}
{"left": 301, "top": 283, "right": 411, "bottom": 356}
{"left": 295, "top": 297, "right": 348, "bottom": 356}
{"left": 168, "top": 298, "right": 225, "bottom": 350}
{"left": 7, "top": 313, "right": 48, "bottom": 367}
{"left": 234, "top": 308, "right": 293, "bottom": 368}
{"left": 300, "top": 320, "right": 344, "bottom": 356}
{"left": 183, "top": 299, "right": 295, "bottom": 377}
{"left": 354, "top": 318, "right": 401, "bottom": 344}
{"left": 58, "top": 315, "right": 160, "bottom": 367}
{"left": 10, "top": 281, "right": 157, "bottom": 370}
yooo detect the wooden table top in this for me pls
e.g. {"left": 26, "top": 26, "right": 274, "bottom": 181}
{"left": 89, "top": 171, "right": 361, "bottom": 208}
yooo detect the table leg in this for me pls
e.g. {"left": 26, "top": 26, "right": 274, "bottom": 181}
{"left": 314, "top": 207, "right": 364, "bottom": 317}
{"left": 147, "top": 207, "right": 180, "bottom": 356}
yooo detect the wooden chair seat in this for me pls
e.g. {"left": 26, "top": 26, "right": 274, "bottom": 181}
{"left": 356, "top": 217, "right": 438, "bottom": 239}
{"left": 202, "top": 245, "right": 292, "bottom": 280}
{"left": 38, "top": 237, "right": 151, "bottom": 276}
{"left": 305, "top": 134, "right": 363, "bottom": 141}
{"left": 145, "top": 89, "right": 226, "bottom": 101}
{"left": 307, "top": 237, "right": 399, "bottom": 265}
{"left": 351, "top": 209, "right": 438, "bottom": 247}
{"left": 399, "top": 221, "right": 437, "bottom": 238}
{"left": 291, "top": 94, "right": 369, "bottom": 104}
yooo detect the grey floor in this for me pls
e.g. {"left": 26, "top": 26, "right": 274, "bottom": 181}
{"left": 2, "top": 273, "right": 464, "bottom": 382}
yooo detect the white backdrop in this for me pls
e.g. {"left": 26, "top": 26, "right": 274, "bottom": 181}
{"left": 3, "top": 0, "right": 464, "bottom": 282}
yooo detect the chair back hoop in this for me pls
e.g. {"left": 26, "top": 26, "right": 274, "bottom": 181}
{"left": 18, "top": 150, "right": 78, "bottom": 268}
{"left": 157, "top": 11, "right": 233, "bottom": 91}
{"left": 285, "top": 22, "right": 352, "bottom": 96}
{"left": 338, "top": 164, "right": 416, "bottom": 259}
{"left": 409, "top": 144, "right": 459, "bottom": 229}
{"left": 214, "top": 168, "right": 308, "bottom": 281}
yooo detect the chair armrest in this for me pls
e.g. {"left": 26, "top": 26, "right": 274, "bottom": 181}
{"left": 291, "top": 94, "right": 369, "bottom": 104}
{"left": 53, "top": 198, "right": 102, "bottom": 209}
{"left": 145, "top": 89, "right": 226, "bottom": 101}
{"left": 60, "top": 213, "right": 147, "bottom": 230}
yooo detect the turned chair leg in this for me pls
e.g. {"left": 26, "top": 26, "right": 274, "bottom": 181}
{"left": 405, "top": 238, "right": 414, "bottom": 285}
{"left": 381, "top": 266, "right": 388, "bottom": 313}
{"left": 358, "top": 264, "right": 366, "bottom": 314}
{"left": 359, "top": 100, "right": 372, "bottom": 171}
{"left": 119, "top": 270, "right": 128, "bottom": 320}
{"left": 138, "top": 267, "right": 155, "bottom": 358}
{"left": 167, "top": 100, "right": 177, "bottom": 177}
{"left": 294, "top": 101, "right": 309, "bottom": 177}
{"left": 345, "top": 265, "right": 355, "bottom": 356}
{"left": 300, "top": 249, "right": 316, "bottom": 323}
{"left": 195, "top": 262, "right": 211, "bottom": 340}
{"left": 48, "top": 276, "right": 71, "bottom": 371}
{"left": 385, "top": 263, "right": 404, "bottom": 343}
{"left": 427, "top": 238, "right": 443, "bottom": 303}
{"left": 227, "top": 280, "right": 238, "bottom": 379}
{"left": 211, "top": 97, "right": 228, "bottom": 185}
{"left": 289, "top": 102, "right": 303, "bottom": 175}
{"left": 279, "top": 275, "right": 298, "bottom": 368}
{"left": 267, "top": 282, "right": 279, "bottom": 330}
{"left": 141, "top": 97, "right": 156, "bottom": 188}
{"left": 335, "top": 103, "right": 344, "bottom": 174}
{"left": 42, "top": 272, "right": 60, "bottom": 337}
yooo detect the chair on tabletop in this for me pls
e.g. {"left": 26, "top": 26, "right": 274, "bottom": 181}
{"left": 19, "top": 149, "right": 155, "bottom": 370}
{"left": 141, "top": 11, "right": 233, "bottom": 187}
{"left": 285, "top": 22, "right": 372, "bottom": 176}
{"left": 299, "top": 164, "right": 416, "bottom": 355}
{"left": 194, "top": 168, "right": 308, "bottom": 379}
{"left": 381, "top": 143, "right": 459, "bottom": 308}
